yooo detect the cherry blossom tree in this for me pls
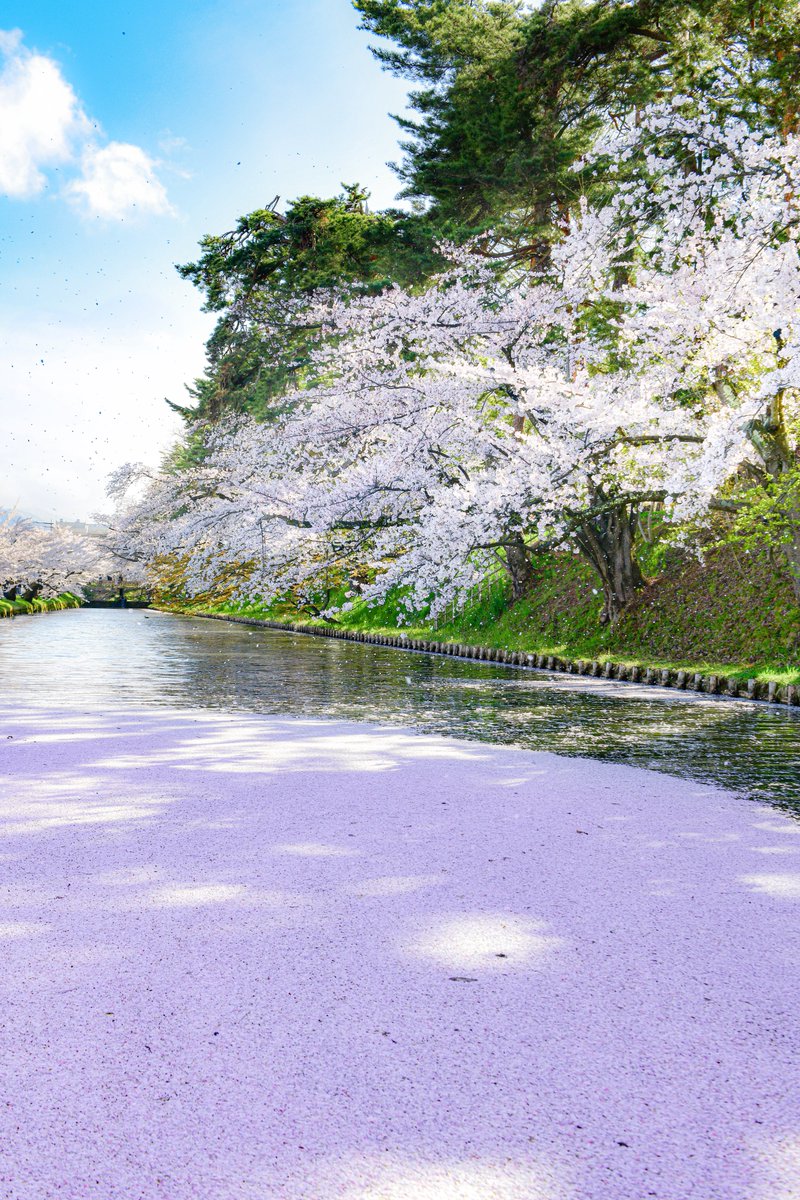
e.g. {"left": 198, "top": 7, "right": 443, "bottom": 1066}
{"left": 111, "top": 245, "right": 706, "bottom": 622}
{"left": 587, "top": 95, "right": 800, "bottom": 598}
{"left": 112, "top": 99, "right": 800, "bottom": 618}
{"left": 0, "top": 514, "right": 121, "bottom": 601}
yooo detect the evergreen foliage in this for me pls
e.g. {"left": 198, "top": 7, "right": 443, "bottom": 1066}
{"left": 355, "top": 1, "right": 800, "bottom": 250}
{"left": 177, "top": 186, "right": 440, "bottom": 419}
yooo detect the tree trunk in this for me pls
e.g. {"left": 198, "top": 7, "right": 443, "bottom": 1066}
{"left": 746, "top": 389, "right": 800, "bottom": 603}
{"left": 573, "top": 503, "right": 645, "bottom": 624}
{"left": 503, "top": 535, "right": 537, "bottom": 602}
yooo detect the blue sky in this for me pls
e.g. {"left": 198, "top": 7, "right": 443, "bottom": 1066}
{"left": 0, "top": 0, "right": 410, "bottom": 519}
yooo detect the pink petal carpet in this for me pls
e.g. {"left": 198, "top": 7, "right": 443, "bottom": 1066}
{"left": 0, "top": 704, "right": 797, "bottom": 1199}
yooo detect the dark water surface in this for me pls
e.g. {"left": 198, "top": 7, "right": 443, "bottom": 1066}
{"left": 2, "top": 609, "right": 798, "bottom": 811}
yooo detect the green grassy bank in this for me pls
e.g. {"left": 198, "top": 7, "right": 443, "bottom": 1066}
{"left": 165, "top": 542, "right": 800, "bottom": 687}
{"left": 0, "top": 594, "right": 82, "bottom": 619}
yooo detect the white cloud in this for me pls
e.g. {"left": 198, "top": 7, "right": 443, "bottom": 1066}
{"left": 0, "top": 29, "right": 173, "bottom": 220}
{"left": 66, "top": 141, "right": 175, "bottom": 220}
{"left": 0, "top": 27, "right": 23, "bottom": 54}
{"left": 0, "top": 29, "right": 90, "bottom": 197}
{"left": 158, "top": 133, "right": 190, "bottom": 156}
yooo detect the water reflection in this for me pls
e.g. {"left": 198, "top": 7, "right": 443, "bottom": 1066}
{"left": 1, "top": 609, "right": 798, "bottom": 811}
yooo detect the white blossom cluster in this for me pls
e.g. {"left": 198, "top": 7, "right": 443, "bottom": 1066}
{"left": 111, "top": 102, "right": 800, "bottom": 615}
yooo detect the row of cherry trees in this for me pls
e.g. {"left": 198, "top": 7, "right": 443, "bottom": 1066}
{"left": 112, "top": 98, "right": 800, "bottom": 623}
{"left": 0, "top": 514, "right": 121, "bottom": 602}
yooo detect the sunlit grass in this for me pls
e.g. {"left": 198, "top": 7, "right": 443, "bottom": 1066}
{"left": 0, "top": 592, "right": 82, "bottom": 618}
